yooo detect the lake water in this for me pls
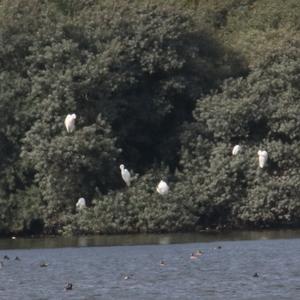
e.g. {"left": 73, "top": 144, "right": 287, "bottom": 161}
{"left": 0, "top": 230, "right": 299, "bottom": 299}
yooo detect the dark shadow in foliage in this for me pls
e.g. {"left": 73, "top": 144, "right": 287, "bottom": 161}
{"left": 57, "top": 1, "right": 247, "bottom": 173}
{"left": 28, "top": 218, "right": 44, "bottom": 235}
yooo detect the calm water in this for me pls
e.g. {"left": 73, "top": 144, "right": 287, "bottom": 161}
{"left": 0, "top": 230, "right": 299, "bottom": 300}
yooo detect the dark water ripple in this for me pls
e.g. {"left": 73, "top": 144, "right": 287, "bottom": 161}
{"left": 0, "top": 238, "right": 299, "bottom": 299}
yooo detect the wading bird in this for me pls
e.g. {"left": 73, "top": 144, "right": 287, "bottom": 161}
{"left": 76, "top": 197, "right": 86, "bottom": 210}
{"left": 156, "top": 180, "right": 169, "bottom": 195}
{"left": 64, "top": 114, "right": 76, "bottom": 133}
{"left": 258, "top": 150, "right": 268, "bottom": 168}
{"left": 120, "top": 164, "right": 131, "bottom": 186}
{"left": 232, "top": 145, "right": 241, "bottom": 155}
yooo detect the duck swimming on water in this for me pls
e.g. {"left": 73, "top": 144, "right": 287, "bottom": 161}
{"left": 160, "top": 260, "right": 166, "bottom": 266}
{"left": 195, "top": 249, "right": 203, "bottom": 256}
{"left": 65, "top": 282, "right": 73, "bottom": 290}
{"left": 40, "top": 261, "right": 48, "bottom": 267}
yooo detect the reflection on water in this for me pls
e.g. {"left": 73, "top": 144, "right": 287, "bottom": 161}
{"left": 1, "top": 229, "right": 300, "bottom": 250}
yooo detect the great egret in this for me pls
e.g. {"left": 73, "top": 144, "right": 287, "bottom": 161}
{"left": 258, "top": 150, "right": 268, "bottom": 168}
{"left": 156, "top": 180, "right": 169, "bottom": 195}
{"left": 76, "top": 197, "right": 86, "bottom": 210}
{"left": 120, "top": 164, "right": 131, "bottom": 186}
{"left": 64, "top": 113, "right": 76, "bottom": 133}
{"left": 232, "top": 145, "right": 241, "bottom": 155}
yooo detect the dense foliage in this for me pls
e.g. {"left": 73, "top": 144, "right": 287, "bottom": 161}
{"left": 178, "top": 43, "right": 300, "bottom": 229}
{"left": 0, "top": 0, "right": 299, "bottom": 235}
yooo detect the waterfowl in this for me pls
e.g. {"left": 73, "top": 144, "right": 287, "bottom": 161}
{"left": 76, "top": 197, "right": 86, "bottom": 210}
{"left": 160, "top": 260, "right": 166, "bottom": 266}
{"left": 258, "top": 150, "right": 268, "bottom": 168}
{"left": 3, "top": 255, "right": 9, "bottom": 260}
{"left": 156, "top": 180, "right": 169, "bottom": 195}
{"left": 65, "top": 282, "right": 73, "bottom": 290}
{"left": 190, "top": 253, "right": 197, "bottom": 260}
{"left": 232, "top": 145, "right": 241, "bottom": 155}
{"left": 40, "top": 261, "right": 48, "bottom": 267}
{"left": 120, "top": 164, "right": 131, "bottom": 186}
{"left": 195, "top": 249, "right": 203, "bottom": 256}
{"left": 64, "top": 114, "right": 76, "bottom": 133}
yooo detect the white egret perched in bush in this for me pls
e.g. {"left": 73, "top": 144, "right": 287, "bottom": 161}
{"left": 120, "top": 164, "right": 131, "bottom": 186}
{"left": 232, "top": 145, "right": 241, "bottom": 155}
{"left": 64, "top": 113, "right": 76, "bottom": 133}
{"left": 258, "top": 150, "right": 268, "bottom": 168}
{"left": 156, "top": 180, "right": 169, "bottom": 195}
{"left": 76, "top": 197, "right": 86, "bottom": 210}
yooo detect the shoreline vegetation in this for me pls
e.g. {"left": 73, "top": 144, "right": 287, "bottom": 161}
{"left": 1, "top": 0, "right": 300, "bottom": 236}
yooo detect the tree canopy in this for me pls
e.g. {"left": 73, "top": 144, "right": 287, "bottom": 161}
{"left": 0, "top": 0, "right": 299, "bottom": 235}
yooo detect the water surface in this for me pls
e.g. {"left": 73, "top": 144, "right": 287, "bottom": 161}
{"left": 0, "top": 230, "right": 299, "bottom": 299}
{"left": 1, "top": 229, "right": 300, "bottom": 249}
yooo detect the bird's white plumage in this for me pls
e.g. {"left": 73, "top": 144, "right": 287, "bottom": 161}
{"left": 156, "top": 180, "right": 169, "bottom": 195}
{"left": 64, "top": 113, "right": 77, "bottom": 133}
{"left": 258, "top": 150, "right": 268, "bottom": 168}
{"left": 120, "top": 164, "right": 131, "bottom": 186}
{"left": 232, "top": 145, "right": 241, "bottom": 155}
{"left": 76, "top": 197, "right": 86, "bottom": 210}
